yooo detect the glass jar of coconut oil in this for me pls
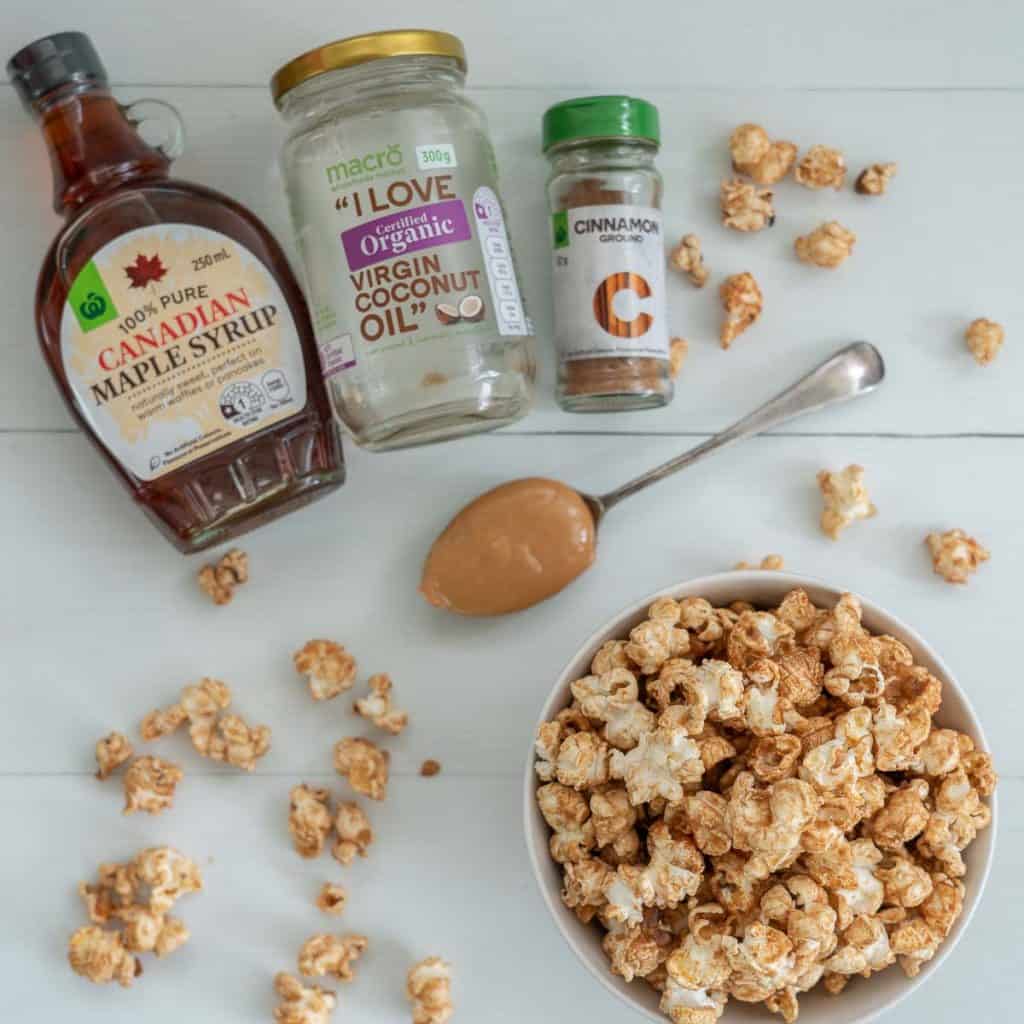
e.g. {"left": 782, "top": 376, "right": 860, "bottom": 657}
{"left": 273, "top": 30, "right": 535, "bottom": 451}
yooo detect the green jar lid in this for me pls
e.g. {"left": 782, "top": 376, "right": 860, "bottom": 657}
{"left": 542, "top": 95, "right": 660, "bottom": 152}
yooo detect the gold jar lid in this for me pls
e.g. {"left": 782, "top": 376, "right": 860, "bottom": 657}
{"left": 271, "top": 29, "right": 466, "bottom": 106}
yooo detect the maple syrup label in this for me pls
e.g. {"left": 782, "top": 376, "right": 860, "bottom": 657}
{"left": 60, "top": 224, "right": 308, "bottom": 481}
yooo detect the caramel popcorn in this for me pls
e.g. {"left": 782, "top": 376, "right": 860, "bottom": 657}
{"left": 332, "top": 800, "right": 375, "bottom": 865}
{"left": 720, "top": 179, "right": 775, "bottom": 232}
{"left": 294, "top": 640, "right": 357, "bottom": 701}
{"left": 817, "top": 465, "right": 877, "bottom": 540}
{"left": 669, "top": 338, "right": 689, "bottom": 379}
{"left": 196, "top": 548, "right": 248, "bottom": 605}
{"left": 669, "top": 235, "right": 709, "bottom": 288}
{"left": 316, "top": 883, "right": 348, "bottom": 916}
{"left": 734, "top": 555, "right": 785, "bottom": 571}
{"left": 535, "top": 587, "right": 996, "bottom": 1023}
{"left": 964, "top": 318, "right": 1004, "bottom": 365}
{"left": 719, "top": 272, "right": 763, "bottom": 349}
{"left": 133, "top": 846, "right": 203, "bottom": 914}
{"left": 794, "top": 145, "right": 846, "bottom": 190}
{"left": 289, "top": 784, "right": 333, "bottom": 858}
{"left": 925, "top": 529, "right": 990, "bottom": 584}
{"left": 298, "top": 933, "right": 368, "bottom": 981}
{"left": 794, "top": 222, "right": 856, "bottom": 269}
{"left": 855, "top": 162, "right": 897, "bottom": 195}
{"left": 68, "top": 926, "right": 139, "bottom": 987}
{"left": 208, "top": 712, "right": 271, "bottom": 771}
{"left": 407, "top": 957, "right": 454, "bottom": 1024}
{"left": 728, "top": 123, "right": 798, "bottom": 184}
{"left": 354, "top": 672, "right": 409, "bottom": 734}
{"left": 334, "top": 737, "right": 390, "bottom": 800}
{"left": 421, "top": 759, "right": 442, "bottom": 777}
{"left": 274, "top": 972, "right": 337, "bottom": 1024}
{"left": 95, "top": 731, "right": 133, "bottom": 780}
{"left": 122, "top": 755, "right": 184, "bottom": 816}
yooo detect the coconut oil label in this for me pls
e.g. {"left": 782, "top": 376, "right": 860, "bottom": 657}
{"left": 551, "top": 203, "right": 669, "bottom": 361}
{"left": 287, "top": 120, "right": 531, "bottom": 384}
{"left": 60, "top": 224, "right": 307, "bottom": 481}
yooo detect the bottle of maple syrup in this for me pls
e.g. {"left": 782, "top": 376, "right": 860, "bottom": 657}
{"left": 9, "top": 32, "right": 345, "bottom": 553}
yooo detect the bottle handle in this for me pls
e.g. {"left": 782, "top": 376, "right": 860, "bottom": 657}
{"left": 121, "top": 98, "right": 186, "bottom": 161}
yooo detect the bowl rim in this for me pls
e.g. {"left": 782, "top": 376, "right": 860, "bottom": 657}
{"left": 522, "top": 570, "right": 998, "bottom": 1024}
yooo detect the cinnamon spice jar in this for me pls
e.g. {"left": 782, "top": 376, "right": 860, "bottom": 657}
{"left": 543, "top": 96, "right": 672, "bottom": 412}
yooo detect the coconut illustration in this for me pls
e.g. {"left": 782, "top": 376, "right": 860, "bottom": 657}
{"left": 435, "top": 302, "right": 461, "bottom": 325}
{"left": 458, "top": 294, "right": 485, "bottom": 322}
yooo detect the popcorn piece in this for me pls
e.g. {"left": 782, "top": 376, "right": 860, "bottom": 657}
{"left": 855, "top": 163, "right": 897, "bottom": 196}
{"left": 555, "top": 730, "right": 611, "bottom": 790}
{"left": 354, "top": 673, "right": 409, "bottom": 735}
{"left": 800, "top": 706, "right": 874, "bottom": 792}
{"left": 684, "top": 791, "right": 732, "bottom": 856}
{"left": 298, "top": 933, "right": 368, "bottom": 981}
{"left": 734, "top": 555, "right": 785, "bottom": 571}
{"left": 592, "top": 639, "right": 632, "bottom": 674}
{"left": 289, "top": 784, "right": 333, "bottom": 859}
{"left": 603, "top": 918, "right": 669, "bottom": 981}
{"left": 197, "top": 548, "right": 248, "bottom": 605}
{"left": 118, "top": 906, "right": 189, "bottom": 957}
{"left": 925, "top": 529, "right": 990, "bottom": 584}
{"left": 869, "top": 779, "right": 930, "bottom": 851}
{"left": 562, "top": 856, "right": 615, "bottom": 923}
{"left": 795, "top": 145, "right": 846, "bottom": 190}
{"left": 643, "top": 820, "right": 705, "bottom": 907}
{"left": 669, "top": 234, "right": 709, "bottom": 288}
{"left": 610, "top": 710, "right": 704, "bottom": 805}
{"left": 537, "top": 782, "right": 595, "bottom": 864}
{"left": 750, "top": 735, "right": 803, "bottom": 783}
{"left": 720, "top": 179, "right": 775, "bottom": 232}
{"left": 877, "top": 853, "right": 933, "bottom": 908}
{"left": 794, "top": 222, "right": 856, "bottom": 269}
{"left": 817, "top": 465, "right": 877, "bottom": 540}
{"left": 139, "top": 702, "right": 188, "bottom": 742}
{"left": 589, "top": 784, "right": 637, "bottom": 851}
{"left": 729, "top": 123, "right": 797, "bottom": 184}
{"left": 68, "top": 926, "right": 139, "bottom": 987}
{"left": 421, "top": 759, "right": 442, "bottom": 777}
{"left": 719, "top": 272, "right": 763, "bottom": 349}
{"left": 132, "top": 846, "right": 203, "bottom": 914}
{"left": 824, "top": 631, "right": 883, "bottom": 707}
{"left": 95, "top": 732, "right": 133, "bottom": 780}
{"left": 332, "top": 801, "right": 375, "bottom": 865}
{"left": 873, "top": 700, "right": 931, "bottom": 771}
{"left": 832, "top": 839, "right": 885, "bottom": 929}
{"left": 273, "top": 972, "right": 337, "bottom": 1024}
{"left": 208, "top": 712, "right": 271, "bottom": 771}
{"left": 669, "top": 338, "right": 690, "bottom": 379}
{"left": 678, "top": 659, "right": 745, "bottom": 733}
{"left": 625, "top": 619, "right": 689, "bottom": 674}
{"left": 122, "top": 755, "right": 184, "bottom": 816}
{"left": 572, "top": 668, "right": 655, "bottom": 750}
{"left": 334, "top": 737, "right": 389, "bottom": 800}
{"left": 964, "top": 318, "right": 1004, "bottom": 366}
{"left": 660, "top": 976, "right": 726, "bottom": 1024}
{"left": 294, "top": 640, "right": 357, "bottom": 701}
{"left": 824, "top": 913, "right": 893, "bottom": 978}
{"left": 180, "top": 678, "right": 232, "bottom": 756}
{"left": 916, "top": 768, "right": 991, "bottom": 877}
{"left": 407, "top": 957, "right": 454, "bottom": 1024}
{"left": 316, "top": 883, "right": 348, "bottom": 916}
{"left": 79, "top": 862, "right": 138, "bottom": 924}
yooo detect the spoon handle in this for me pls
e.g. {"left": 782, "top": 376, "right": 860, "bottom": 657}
{"left": 596, "top": 341, "right": 885, "bottom": 514}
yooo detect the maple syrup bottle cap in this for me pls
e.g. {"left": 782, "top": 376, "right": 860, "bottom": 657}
{"left": 7, "top": 31, "right": 107, "bottom": 110}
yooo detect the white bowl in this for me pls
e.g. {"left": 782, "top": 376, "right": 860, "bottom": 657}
{"left": 523, "top": 571, "right": 998, "bottom": 1024}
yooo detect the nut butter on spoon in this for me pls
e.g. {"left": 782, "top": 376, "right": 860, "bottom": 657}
{"left": 421, "top": 343, "right": 884, "bottom": 616}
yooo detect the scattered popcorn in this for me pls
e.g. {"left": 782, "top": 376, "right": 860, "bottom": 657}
{"left": 289, "top": 784, "right": 333, "bottom": 858}
{"left": 334, "top": 737, "right": 390, "bottom": 800}
{"left": 669, "top": 234, "right": 709, "bottom": 288}
{"left": 133, "top": 846, "right": 203, "bottom": 914}
{"left": 333, "top": 801, "right": 375, "bottom": 865}
{"left": 421, "top": 759, "right": 442, "bottom": 777}
{"left": 180, "top": 677, "right": 232, "bottom": 755}
{"left": 354, "top": 672, "right": 409, "bottom": 735}
{"left": 964, "top": 318, "right": 1004, "bottom": 366}
{"left": 208, "top": 712, "right": 271, "bottom": 771}
{"left": 925, "top": 529, "right": 990, "bottom": 584}
{"left": 794, "top": 222, "right": 857, "bottom": 269}
{"left": 68, "top": 925, "right": 139, "bottom": 987}
{"left": 855, "top": 163, "right": 897, "bottom": 195}
{"left": 719, "top": 272, "right": 763, "bottom": 349}
{"left": 734, "top": 555, "right": 785, "bottom": 571}
{"left": 794, "top": 145, "right": 846, "bottom": 190}
{"left": 728, "top": 123, "right": 798, "bottom": 184}
{"left": 298, "top": 933, "right": 368, "bottom": 981}
{"left": 720, "top": 179, "right": 775, "bottom": 232}
{"left": 122, "top": 755, "right": 184, "bottom": 816}
{"left": 294, "top": 640, "right": 358, "bottom": 701}
{"left": 139, "top": 702, "right": 188, "bottom": 742}
{"left": 95, "top": 731, "right": 133, "bottom": 780}
{"left": 669, "top": 338, "right": 689, "bottom": 379}
{"left": 274, "top": 972, "right": 337, "bottom": 1024}
{"left": 535, "top": 588, "right": 996, "bottom": 1023}
{"left": 817, "top": 465, "right": 877, "bottom": 540}
{"left": 316, "top": 883, "right": 348, "bottom": 916}
{"left": 407, "top": 957, "right": 454, "bottom": 1024}
{"left": 196, "top": 548, "right": 248, "bottom": 605}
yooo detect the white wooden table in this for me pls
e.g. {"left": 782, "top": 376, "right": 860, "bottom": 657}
{"left": 1, "top": 2, "right": 1020, "bottom": 1020}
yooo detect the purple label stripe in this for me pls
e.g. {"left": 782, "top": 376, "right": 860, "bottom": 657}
{"left": 341, "top": 199, "right": 471, "bottom": 271}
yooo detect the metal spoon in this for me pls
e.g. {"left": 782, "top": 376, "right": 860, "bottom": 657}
{"left": 582, "top": 341, "right": 885, "bottom": 526}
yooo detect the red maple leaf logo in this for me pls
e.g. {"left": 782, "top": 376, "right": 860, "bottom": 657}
{"left": 124, "top": 253, "right": 168, "bottom": 288}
